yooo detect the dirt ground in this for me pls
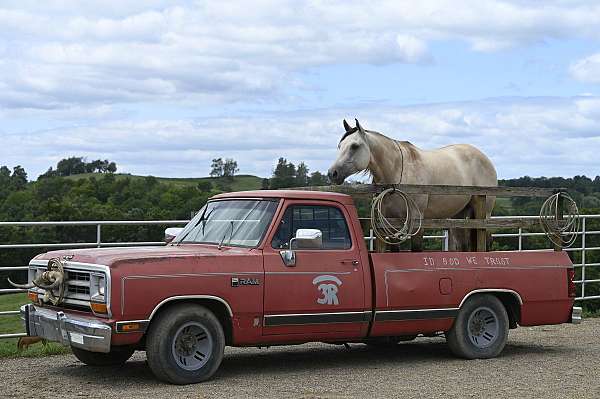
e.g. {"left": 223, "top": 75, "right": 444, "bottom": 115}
{"left": 3, "top": 319, "right": 598, "bottom": 399}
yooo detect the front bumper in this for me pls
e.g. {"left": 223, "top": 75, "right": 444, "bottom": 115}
{"left": 20, "top": 304, "right": 112, "bottom": 353}
{"left": 571, "top": 306, "right": 583, "bottom": 324}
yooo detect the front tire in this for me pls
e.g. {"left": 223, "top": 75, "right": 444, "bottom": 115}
{"left": 446, "top": 294, "right": 509, "bottom": 359}
{"left": 146, "top": 304, "right": 225, "bottom": 384}
{"left": 72, "top": 346, "right": 135, "bottom": 366}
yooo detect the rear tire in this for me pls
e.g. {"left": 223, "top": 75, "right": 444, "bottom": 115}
{"left": 72, "top": 346, "right": 135, "bottom": 366}
{"left": 446, "top": 294, "right": 509, "bottom": 359}
{"left": 146, "top": 304, "right": 225, "bottom": 384}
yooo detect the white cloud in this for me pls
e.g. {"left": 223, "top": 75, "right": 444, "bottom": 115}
{"left": 2, "top": 96, "right": 599, "bottom": 179}
{"left": 2, "top": 1, "right": 600, "bottom": 109}
{"left": 570, "top": 53, "right": 600, "bottom": 84}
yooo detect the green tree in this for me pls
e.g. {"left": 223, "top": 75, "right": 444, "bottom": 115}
{"left": 39, "top": 167, "right": 57, "bottom": 179}
{"left": 269, "top": 158, "right": 296, "bottom": 189}
{"left": 45, "top": 157, "right": 117, "bottom": 177}
{"left": 56, "top": 157, "right": 86, "bottom": 176}
{"left": 210, "top": 158, "right": 224, "bottom": 178}
{"left": 10, "top": 166, "right": 28, "bottom": 190}
{"left": 261, "top": 178, "right": 270, "bottom": 190}
{"left": 0, "top": 166, "right": 12, "bottom": 200}
{"left": 222, "top": 158, "right": 239, "bottom": 181}
{"left": 295, "top": 162, "right": 309, "bottom": 187}
{"left": 309, "top": 171, "right": 328, "bottom": 186}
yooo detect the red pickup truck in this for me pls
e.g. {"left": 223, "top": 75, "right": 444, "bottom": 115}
{"left": 20, "top": 190, "right": 581, "bottom": 384}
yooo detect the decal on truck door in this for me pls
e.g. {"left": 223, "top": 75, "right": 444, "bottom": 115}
{"left": 313, "top": 275, "right": 342, "bottom": 305}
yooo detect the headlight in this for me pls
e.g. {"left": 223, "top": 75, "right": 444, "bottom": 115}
{"left": 98, "top": 276, "right": 105, "bottom": 296}
{"left": 90, "top": 273, "right": 109, "bottom": 316}
{"left": 90, "top": 273, "right": 107, "bottom": 302}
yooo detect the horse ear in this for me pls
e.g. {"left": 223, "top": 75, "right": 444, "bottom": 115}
{"left": 355, "top": 119, "right": 365, "bottom": 135}
{"left": 343, "top": 119, "right": 352, "bottom": 132}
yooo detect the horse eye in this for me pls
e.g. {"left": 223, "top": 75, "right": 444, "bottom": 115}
{"left": 350, "top": 143, "right": 360, "bottom": 150}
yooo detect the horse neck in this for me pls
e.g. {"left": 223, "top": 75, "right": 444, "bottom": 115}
{"left": 366, "top": 132, "right": 405, "bottom": 184}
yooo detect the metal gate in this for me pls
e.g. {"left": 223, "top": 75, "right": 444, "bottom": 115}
{"left": 1, "top": 216, "right": 599, "bottom": 339}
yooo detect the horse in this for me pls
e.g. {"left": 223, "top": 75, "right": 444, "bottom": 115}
{"left": 327, "top": 119, "right": 497, "bottom": 250}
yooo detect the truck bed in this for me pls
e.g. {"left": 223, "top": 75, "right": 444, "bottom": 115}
{"left": 368, "top": 251, "right": 573, "bottom": 337}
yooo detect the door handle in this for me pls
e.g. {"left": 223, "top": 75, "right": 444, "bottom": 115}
{"left": 341, "top": 259, "right": 359, "bottom": 265}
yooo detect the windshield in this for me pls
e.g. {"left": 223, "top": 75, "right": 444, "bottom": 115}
{"left": 174, "top": 199, "right": 278, "bottom": 248}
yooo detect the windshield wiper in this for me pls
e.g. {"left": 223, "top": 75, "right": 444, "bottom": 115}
{"left": 201, "top": 208, "right": 215, "bottom": 236}
{"left": 218, "top": 221, "right": 234, "bottom": 250}
{"left": 176, "top": 205, "right": 211, "bottom": 245}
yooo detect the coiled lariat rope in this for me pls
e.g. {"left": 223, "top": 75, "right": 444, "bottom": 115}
{"left": 539, "top": 192, "right": 580, "bottom": 248}
{"left": 371, "top": 187, "right": 423, "bottom": 245}
{"left": 42, "top": 258, "right": 66, "bottom": 305}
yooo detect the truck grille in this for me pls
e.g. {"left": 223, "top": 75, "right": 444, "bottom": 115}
{"left": 63, "top": 269, "right": 93, "bottom": 302}
{"left": 67, "top": 284, "right": 90, "bottom": 296}
{"left": 67, "top": 271, "right": 90, "bottom": 282}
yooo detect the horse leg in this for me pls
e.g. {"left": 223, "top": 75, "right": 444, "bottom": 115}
{"left": 448, "top": 202, "right": 474, "bottom": 251}
{"left": 455, "top": 195, "right": 495, "bottom": 251}
{"left": 410, "top": 194, "right": 428, "bottom": 252}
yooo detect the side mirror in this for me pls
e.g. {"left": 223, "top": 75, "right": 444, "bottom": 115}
{"left": 279, "top": 229, "right": 322, "bottom": 267}
{"left": 165, "top": 227, "right": 184, "bottom": 244}
{"left": 292, "top": 228, "right": 323, "bottom": 249}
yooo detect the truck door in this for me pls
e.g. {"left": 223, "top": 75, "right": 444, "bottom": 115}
{"left": 262, "top": 200, "right": 367, "bottom": 337}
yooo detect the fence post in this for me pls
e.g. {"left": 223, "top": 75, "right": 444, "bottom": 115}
{"left": 410, "top": 231, "right": 423, "bottom": 252}
{"left": 471, "top": 195, "right": 487, "bottom": 252}
{"left": 96, "top": 224, "right": 102, "bottom": 248}
{"left": 581, "top": 217, "right": 586, "bottom": 299}
{"left": 553, "top": 194, "right": 564, "bottom": 252}
{"left": 443, "top": 230, "right": 448, "bottom": 252}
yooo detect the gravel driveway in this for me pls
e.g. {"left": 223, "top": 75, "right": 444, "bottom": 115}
{"left": 3, "top": 319, "right": 598, "bottom": 399}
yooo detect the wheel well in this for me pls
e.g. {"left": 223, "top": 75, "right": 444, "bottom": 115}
{"left": 463, "top": 291, "right": 521, "bottom": 329}
{"left": 493, "top": 292, "right": 521, "bottom": 329}
{"left": 147, "top": 299, "right": 234, "bottom": 345}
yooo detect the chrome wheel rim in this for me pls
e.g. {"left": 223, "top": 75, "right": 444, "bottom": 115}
{"left": 467, "top": 306, "right": 499, "bottom": 348}
{"left": 171, "top": 322, "right": 212, "bottom": 371}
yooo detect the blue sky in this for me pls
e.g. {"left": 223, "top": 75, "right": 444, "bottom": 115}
{"left": 1, "top": 1, "right": 600, "bottom": 179}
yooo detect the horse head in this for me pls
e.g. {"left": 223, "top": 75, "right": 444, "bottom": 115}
{"left": 328, "top": 119, "right": 371, "bottom": 184}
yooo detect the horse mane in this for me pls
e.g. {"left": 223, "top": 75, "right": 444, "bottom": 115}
{"left": 361, "top": 130, "right": 418, "bottom": 182}
{"left": 338, "top": 127, "right": 359, "bottom": 145}
{"left": 399, "top": 140, "right": 419, "bottom": 161}
{"left": 339, "top": 128, "right": 388, "bottom": 145}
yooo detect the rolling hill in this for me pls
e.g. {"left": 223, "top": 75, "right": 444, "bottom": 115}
{"left": 64, "top": 173, "right": 264, "bottom": 192}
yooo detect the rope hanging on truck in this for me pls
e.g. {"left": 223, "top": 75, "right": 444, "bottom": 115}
{"left": 539, "top": 192, "right": 580, "bottom": 248}
{"left": 370, "top": 187, "right": 422, "bottom": 245}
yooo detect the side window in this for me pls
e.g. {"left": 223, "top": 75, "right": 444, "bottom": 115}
{"left": 271, "top": 205, "right": 352, "bottom": 250}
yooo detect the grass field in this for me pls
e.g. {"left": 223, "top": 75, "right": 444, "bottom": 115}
{"left": 0, "top": 294, "right": 69, "bottom": 358}
{"left": 64, "top": 173, "right": 264, "bottom": 192}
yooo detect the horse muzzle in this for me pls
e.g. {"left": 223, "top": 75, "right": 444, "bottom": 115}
{"left": 327, "top": 168, "right": 346, "bottom": 185}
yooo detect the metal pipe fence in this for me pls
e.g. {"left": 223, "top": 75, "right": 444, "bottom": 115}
{"left": 1, "top": 216, "right": 599, "bottom": 340}
{"left": 0, "top": 220, "right": 188, "bottom": 339}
